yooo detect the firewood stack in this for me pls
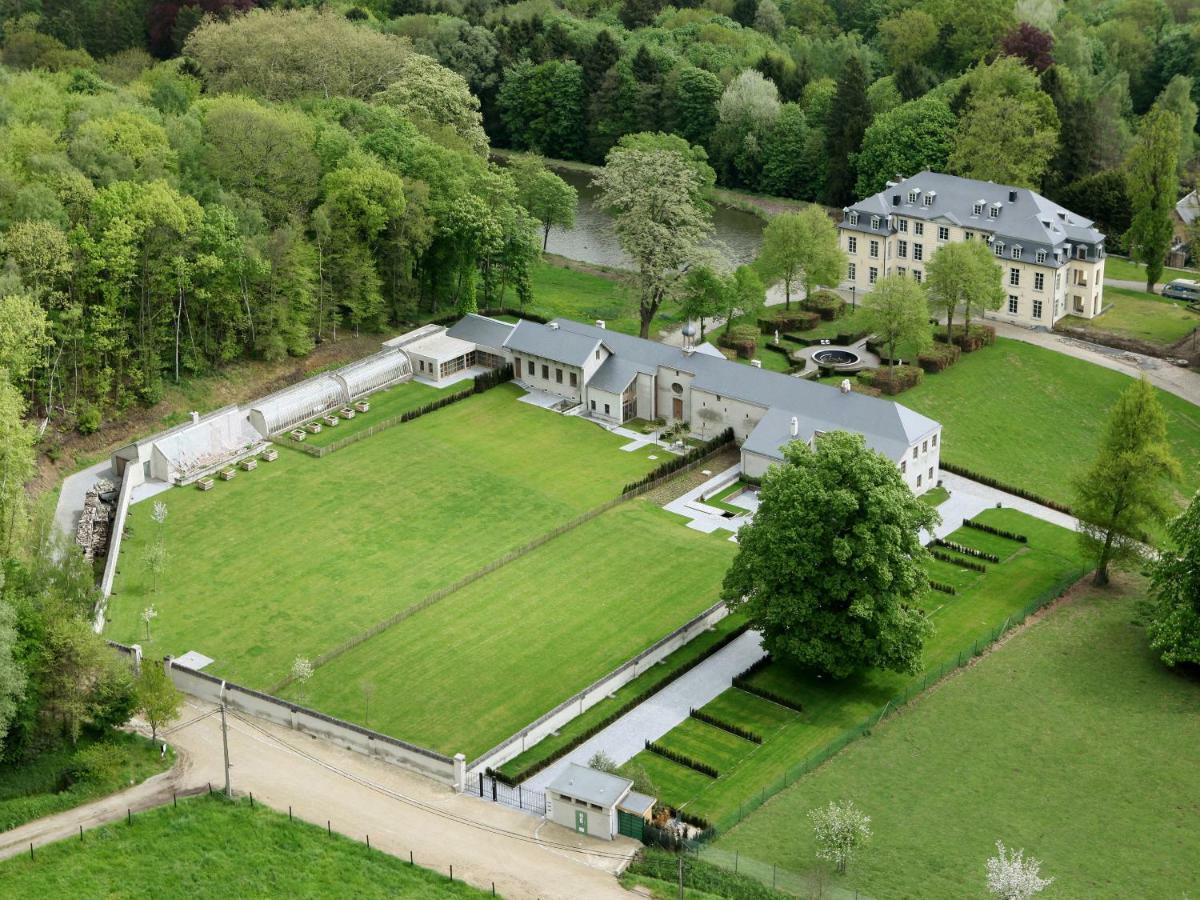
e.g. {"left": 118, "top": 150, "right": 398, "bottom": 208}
{"left": 75, "top": 478, "right": 118, "bottom": 561}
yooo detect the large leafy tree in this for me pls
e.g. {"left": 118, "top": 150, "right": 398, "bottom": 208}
{"left": 1146, "top": 493, "right": 1200, "bottom": 668}
{"left": 723, "top": 431, "right": 937, "bottom": 678}
{"left": 593, "top": 145, "right": 712, "bottom": 338}
{"left": 854, "top": 98, "right": 956, "bottom": 197}
{"left": 1124, "top": 107, "right": 1180, "bottom": 291}
{"left": 375, "top": 54, "right": 488, "bottom": 156}
{"left": 925, "top": 239, "right": 1003, "bottom": 341}
{"left": 507, "top": 155, "right": 577, "bottom": 251}
{"left": 860, "top": 275, "right": 932, "bottom": 373}
{"left": 823, "top": 55, "right": 871, "bottom": 205}
{"left": 756, "top": 207, "right": 845, "bottom": 309}
{"left": 1073, "top": 377, "right": 1180, "bottom": 586}
{"left": 497, "top": 60, "right": 587, "bottom": 160}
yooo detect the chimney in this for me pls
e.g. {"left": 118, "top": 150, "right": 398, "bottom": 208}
{"left": 789, "top": 416, "right": 799, "bottom": 437}
{"left": 190, "top": 411, "right": 200, "bottom": 424}
{"left": 595, "top": 320, "right": 606, "bottom": 330}
{"left": 1008, "top": 190, "right": 1017, "bottom": 203}
{"left": 840, "top": 379, "right": 852, "bottom": 394}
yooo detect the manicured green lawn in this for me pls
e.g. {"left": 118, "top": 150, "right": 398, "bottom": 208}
{"left": 1103, "top": 255, "right": 1196, "bottom": 285}
{"left": 621, "top": 509, "right": 1088, "bottom": 822}
{"left": 919, "top": 485, "right": 949, "bottom": 507}
{"left": 900, "top": 338, "right": 1200, "bottom": 511}
{"left": 716, "top": 579, "right": 1200, "bottom": 899}
{"left": 106, "top": 385, "right": 660, "bottom": 690}
{"left": 658, "top": 718, "right": 759, "bottom": 773}
{"left": 0, "top": 732, "right": 170, "bottom": 832}
{"left": 1060, "top": 285, "right": 1200, "bottom": 345}
{"left": 526, "top": 260, "right": 660, "bottom": 336}
{"left": 0, "top": 794, "right": 486, "bottom": 897}
{"left": 289, "top": 380, "right": 449, "bottom": 448}
{"left": 293, "top": 500, "right": 737, "bottom": 758}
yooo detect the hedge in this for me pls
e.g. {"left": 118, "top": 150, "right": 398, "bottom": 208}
{"left": 689, "top": 708, "right": 763, "bottom": 744}
{"left": 645, "top": 740, "right": 719, "bottom": 778}
{"left": 732, "top": 679, "right": 805, "bottom": 713}
{"left": 800, "top": 289, "right": 845, "bottom": 320}
{"left": 916, "top": 340, "right": 961, "bottom": 373}
{"left": 758, "top": 311, "right": 819, "bottom": 333}
{"left": 962, "top": 518, "right": 1028, "bottom": 543}
{"left": 939, "top": 461, "right": 1075, "bottom": 515}
{"left": 861, "top": 364, "right": 923, "bottom": 395}
{"left": 621, "top": 428, "right": 735, "bottom": 494}
{"left": 733, "top": 655, "right": 772, "bottom": 681}
{"left": 491, "top": 621, "right": 751, "bottom": 785}
{"left": 934, "top": 538, "right": 999, "bottom": 563}
{"left": 930, "top": 549, "right": 988, "bottom": 573}
{"left": 718, "top": 326, "right": 758, "bottom": 359}
{"left": 928, "top": 580, "right": 957, "bottom": 595}
{"left": 945, "top": 322, "right": 996, "bottom": 352}
{"left": 761, "top": 341, "right": 792, "bottom": 359}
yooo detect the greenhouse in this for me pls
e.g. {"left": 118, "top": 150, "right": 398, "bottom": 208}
{"left": 248, "top": 376, "right": 348, "bottom": 437}
{"left": 333, "top": 348, "right": 412, "bottom": 400}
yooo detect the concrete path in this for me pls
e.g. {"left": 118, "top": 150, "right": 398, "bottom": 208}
{"left": 53, "top": 459, "right": 116, "bottom": 543}
{"left": 0, "top": 701, "right": 638, "bottom": 899}
{"left": 521, "top": 630, "right": 767, "bottom": 795}
{"left": 938, "top": 472, "right": 1078, "bottom": 531}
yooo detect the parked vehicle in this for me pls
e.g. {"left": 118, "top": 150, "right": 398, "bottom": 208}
{"left": 1162, "top": 279, "right": 1200, "bottom": 302}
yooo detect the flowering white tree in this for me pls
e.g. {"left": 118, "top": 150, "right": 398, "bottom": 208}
{"left": 986, "top": 841, "right": 1054, "bottom": 899}
{"left": 152, "top": 501, "right": 168, "bottom": 526}
{"left": 291, "top": 656, "right": 314, "bottom": 701}
{"left": 808, "top": 800, "right": 871, "bottom": 874}
{"left": 141, "top": 605, "right": 157, "bottom": 640}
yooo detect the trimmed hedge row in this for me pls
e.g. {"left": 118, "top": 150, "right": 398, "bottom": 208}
{"left": 689, "top": 708, "right": 763, "bottom": 744}
{"left": 930, "top": 549, "right": 987, "bottom": 573}
{"left": 939, "top": 462, "right": 1075, "bottom": 515}
{"left": 917, "top": 340, "right": 962, "bottom": 373}
{"left": 733, "top": 655, "right": 771, "bottom": 681}
{"left": 757, "top": 311, "right": 819, "bottom": 333}
{"left": 934, "top": 538, "right": 1000, "bottom": 563}
{"left": 928, "top": 580, "right": 958, "bottom": 595}
{"left": 963, "top": 518, "right": 1028, "bottom": 543}
{"left": 645, "top": 740, "right": 719, "bottom": 778}
{"left": 859, "top": 364, "right": 924, "bottom": 395}
{"left": 733, "top": 679, "right": 805, "bottom": 713}
{"left": 399, "top": 388, "right": 473, "bottom": 423}
{"left": 491, "top": 621, "right": 751, "bottom": 786}
{"left": 621, "top": 428, "right": 735, "bottom": 494}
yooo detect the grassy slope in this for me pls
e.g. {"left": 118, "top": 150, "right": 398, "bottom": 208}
{"left": 1103, "top": 256, "right": 1196, "bottom": 284}
{"left": 0, "top": 732, "right": 170, "bottom": 832}
{"left": 899, "top": 338, "right": 1200, "bottom": 509}
{"left": 289, "top": 380, "right": 449, "bottom": 448}
{"left": 525, "top": 260, "right": 651, "bottom": 336}
{"left": 295, "top": 500, "right": 737, "bottom": 758}
{"left": 717, "top": 579, "right": 1200, "bottom": 900}
{"left": 106, "top": 385, "right": 658, "bottom": 687}
{"left": 1061, "top": 286, "right": 1200, "bottom": 345}
{"left": 622, "top": 509, "right": 1087, "bottom": 821}
{"left": 0, "top": 795, "right": 487, "bottom": 897}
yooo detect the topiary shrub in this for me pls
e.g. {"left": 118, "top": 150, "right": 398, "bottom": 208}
{"left": 719, "top": 325, "right": 759, "bottom": 359}
{"left": 758, "top": 311, "right": 820, "bottom": 333}
{"left": 862, "top": 365, "right": 924, "bottom": 395}
{"left": 917, "top": 340, "right": 961, "bottom": 373}
{"left": 801, "top": 289, "right": 846, "bottom": 320}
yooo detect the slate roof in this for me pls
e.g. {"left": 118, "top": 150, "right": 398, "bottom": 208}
{"left": 1177, "top": 190, "right": 1199, "bottom": 227}
{"left": 446, "top": 313, "right": 515, "bottom": 349}
{"left": 504, "top": 318, "right": 607, "bottom": 367}
{"left": 547, "top": 763, "right": 632, "bottom": 807}
{"left": 843, "top": 171, "right": 1105, "bottom": 263}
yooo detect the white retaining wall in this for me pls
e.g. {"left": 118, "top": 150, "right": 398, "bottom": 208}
{"left": 469, "top": 600, "right": 730, "bottom": 776}
{"left": 165, "top": 659, "right": 463, "bottom": 789}
{"left": 94, "top": 474, "right": 135, "bottom": 628}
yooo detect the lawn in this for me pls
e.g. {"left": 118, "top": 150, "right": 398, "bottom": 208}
{"left": 1102, "top": 255, "right": 1196, "bottom": 285}
{"left": 919, "top": 485, "right": 949, "bottom": 507}
{"left": 292, "top": 500, "right": 737, "bottom": 759}
{"left": 620, "top": 509, "right": 1089, "bottom": 822}
{"left": 899, "top": 338, "right": 1200, "bottom": 511}
{"left": 1060, "top": 285, "right": 1200, "bottom": 346}
{"left": 288, "top": 380, "right": 449, "bottom": 448}
{"left": 0, "top": 732, "right": 170, "bottom": 832}
{"left": 0, "top": 794, "right": 486, "bottom": 897}
{"left": 525, "top": 259, "right": 663, "bottom": 337}
{"left": 716, "top": 577, "right": 1200, "bottom": 899}
{"left": 106, "top": 385, "right": 660, "bottom": 689}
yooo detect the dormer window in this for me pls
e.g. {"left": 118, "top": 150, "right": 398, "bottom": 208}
{"left": 1035, "top": 249, "right": 1047, "bottom": 264}
{"left": 989, "top": 204, "right": 1000, "bottom": 219}
{"left": 972, "top": 201, "right": 984, "bottom": 215}
{"left": 848, "top": 211, "right": 858, "bottom": 226}
{"left": 1011, "top": 246, "right": 1022, "bottom": 260}
{"left": 907, "top": 190, "right": 919, "bottom": 204}
{"left": 922, "top": 192, "right": 935, "bottom": 207}
{"left": 870, "top": 215, "right": 881, "bottom": 230}
{"left": 994, "top": 242, "right": 1004, "bottom": 257}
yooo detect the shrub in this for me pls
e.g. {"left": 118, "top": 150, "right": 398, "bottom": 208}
{"left": 689, "top": 708, "right": 763, "bottom": 743}
{"left": 76, "top": 402, "right": 102, "bottom": 435}
{"left": 718, "top": 326, "right": 759, "bottom": 359}
{"left": 927, "top": 580, "right": 957, "bottom": 595}
{"left": 917, "top": 340, "right": 961, "bottom": 373}
{"left": 801, "top": 289, "right": 846, "bottom": 320}
{"left": 946, "top": 323, "right": 996, "bottom": 352}
{"left": 930, "top": 549, "right": 987, "bottom": 573}
{"left": 69, "top": 742, "right": 123, "bottom": 784}
{"left": 938, "top": 462, "right": 1074, "bottom": 514}
{"left": 644, "top": 740, "right": 719, "bottom": 778}
{"left": 758, "top": 311, "right": 820, "bottom": 333}
{"left": 762, "top": 341, "right": 791, "bottom": 359}
{"left": 862, "top": 365, "right": 923, "bottom": 395}
{"left": 732, "top": 679, "right": 805, "bottom": 712}
{"left": 628, "top": 849, "right": 789, "bottom": 899}
{"left": 621, "top": 428, "right": 735, "bottom": 494}
{"left": 962, "top": 518, "right": 1028, "bottom": 543}
{"left": 472, "top": 363, "right": 513, "bottom": 393}
{"left": 934, "top": 538, "right": 1000, "bottom": 563}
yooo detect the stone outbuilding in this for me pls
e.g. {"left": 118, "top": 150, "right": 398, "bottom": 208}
{"left": 545, "top": 764, "right": 654, "bottom": 841}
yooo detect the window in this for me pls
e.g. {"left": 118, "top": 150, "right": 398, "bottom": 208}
{"left": 595, "top": 349, "right": 601, "bottom": 359}
{"left": 897, "top": 266, "right": 906, "bottom": 277}
{"left": 912, "top": 447, "right": 918, "bottom": 460}
{"left": 555, "top": 368, "right": 563, "bottom": 384}
{"left": 1009, "top": 268, "right": 1020, "bottom": 287}
{"left": 989, "top": 205, "right": 999, "bottom": 218}
{"left": 913, "top": 243, "right": 923, "bottom": 261}
{"left": 928, "top": 467, "right": 934, "bottom": 479}
{"left": 604, "top": 403, "right": 610, "bottom": 415}
{"left": 913, "top": 269, "right": 922, "bottom": 283}
{"left": 900, "top": 460, "right": 907, "bottom": 473}
{"left": 922, "top": 440, "right": 928, "bottom": 453}
{"left": 847, "top": 236, "right": 857, "bottom": 253}
{"left": 922, "top": 193, "right": 934, "bottom": 207}
{"left": 868, "top": 266, "right": 878, "bottom": 284}
{"left": 870, "top": 215, "right": 880, "bottom": 230}
{"left": 869, "top": 240, "right": 879, "bottom": 259}
{"left": 937, "top": 225, "right": 949, "bottom": 241}
{"left": 898, "top": 239, "right": 908, "bottom": 258}
{"left": 932, "top": 433, "right": 937, "bottom": 447}
{"left": 1011, "top": 247, "right": 1022, "bottom": 260}
{"left": 590, "top": 399, "right": 595, "bottom": 410}
{"left": 973, "top": 202, "right": 984, "bottom": 216}
{"left": 914, "top": 221, "right": 924, "bottom": 236}
{"left": 917, "top": 474, "right": 923, "bottom": 486}
{"left": 965, "top": 231, "right": 974, "bottom": 240}
{"left": 1055, "top": 273, "right": 1061, "bottom": 289}
{"left": 1033, "top": 299, "right": 1043, "bottom": 319}
{"left": 1036, "top": 249, "right": 1047, "bottom": 264}
{"left": 849, "top": 211, "right": 859, "bottom": 225}
{"left": 848, "top": 262, "right": 856, "bottom": 279}
{"left": 898, "top": 218, "right": 908, "bottom": 232}
{"left": 541, "top": 364, "right": 549, "bottom": 379}
{"left": 907, "top": 190, "right": 919, "bottom": 204}
{"left": 1008, "top": 296, "right": 1019, "bottom": 314}
{"left": 570, "top": 372, "right": 578, "bottom": 387}
{"left": 994, "top": 243, "right": 1004, "bottom": 257}
{"left": 1034, "top": 272, "right": 1045, "bottom": 291}
{"left": 526, "top": 359, "right": 534, "bottom": 376}
{"left": 671, "top": 382, "right": 683, "bottom": 394}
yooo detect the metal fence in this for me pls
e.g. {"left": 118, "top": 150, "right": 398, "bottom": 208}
{"left": 465, "top": 773, "right": 546, "bottom": 816}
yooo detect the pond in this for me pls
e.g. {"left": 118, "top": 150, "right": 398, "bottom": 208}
{"left": 543, "top": 167, "right": 765, "bottom": 271}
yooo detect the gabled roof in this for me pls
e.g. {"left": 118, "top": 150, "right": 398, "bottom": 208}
{"left": 1177, "top": 190, "right": 1199, "bottom": 227}
{"left": 503, "top": 318, "right": 607, "bottom": 367}
{"left": 446, "top": 313, "right": 515, "bottom": 349}
{"left": 546, "top": 763, "right": 632, "bottom": 807}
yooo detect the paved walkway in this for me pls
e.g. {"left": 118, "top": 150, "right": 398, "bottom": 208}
{"left": 53, "top": 459, "right": 116, "bottom": 545}
{"left": 0, "top": 701, "right": 637, "bottom": 899}
{"left": 938, "top": 472, "right": 1078, "bottom": 531}
{"left": 521, "top": 630, "right": 766, "bottom": 795}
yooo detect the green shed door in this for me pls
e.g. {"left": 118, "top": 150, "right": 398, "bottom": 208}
{"left": 575, "top": 809, "right": 587, "bottom": 834}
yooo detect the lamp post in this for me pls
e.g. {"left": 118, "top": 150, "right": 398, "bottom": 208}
{"left": 850, "top": 285, "right": 856, "bottom": 311}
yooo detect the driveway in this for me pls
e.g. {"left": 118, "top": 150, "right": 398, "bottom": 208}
{"left": 53, "top": 459, "right": 115, "bottom": 545}
{"left": 1, "top": 701, "right": 639, "bottom": 899}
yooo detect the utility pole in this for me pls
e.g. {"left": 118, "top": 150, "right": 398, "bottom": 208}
{"left": 220, "top": 702, "right": 232, "bottom": 799}
{"left": 677, "top": 856, "right": 684, "bottom": 900}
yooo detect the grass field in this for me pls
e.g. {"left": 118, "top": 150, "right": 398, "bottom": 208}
{"left": 1103, "top": 256, "right": 1196, "bottom": 284}
{"left": 0, "top": 732, "right": 170, "bottom": 832}
{"left": 289, "top": 380, "right": 448, "bottom": 448}
{"left": 0, "top": 794, "right": 486, "bottom": 897}
{"left": 107, "top": 385, "right": 659, "bottom": 687}
{"left": 292, "top": 500, "right": 736, "bottom": 758}
{"left": 526, "top": 259, "right": 656, "bottom": 336}
{"left": 1060, "top": 285, "right": 1200, "bottom": 346}
{"left": 900, "top": 338, "right": 1200, "bottom": 510}
{"left": 620, "top": 509, "right": 1088, "bottom": 822}
{"left": 716, "top": 577, "right": 1200, "bottom": 899}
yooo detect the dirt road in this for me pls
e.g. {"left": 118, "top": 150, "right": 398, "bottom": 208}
{"left": 1, "top": 701, "right": 640, "bottom": 899}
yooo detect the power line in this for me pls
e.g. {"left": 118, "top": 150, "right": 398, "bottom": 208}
{"left": 162, "top": 706, "right": 220, "bottom": 735}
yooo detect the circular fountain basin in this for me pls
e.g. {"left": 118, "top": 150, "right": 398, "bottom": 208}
{"left": 811, "top": 348, "right": 861, "bottom": 368}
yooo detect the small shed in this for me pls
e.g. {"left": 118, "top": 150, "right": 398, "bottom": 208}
{"left": 545, "top": 764, "right": 640, "bottom": 841}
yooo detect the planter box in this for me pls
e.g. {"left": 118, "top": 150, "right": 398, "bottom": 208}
{"left": 340, "top": 407, "right": 355, "bottom": 419}
{"left": 220, "top": 469, "right": 237, "bottom": 481}
{"left": 240, "top": 459, "right": 257, "bottom": 471}
{"left": 322, "top": 415, "right": 339, "bottom": 427}
{"left": 196, "top": 478, "right": 214, "bottom": 492}
{"left": 305, "top": 422, "right": 322, "bottom": 434}
{"left": 354, "top": 401, "right": 370, "bottom": 413}
{"left": 262, "top": 449, "right": 279, "bottom": 462}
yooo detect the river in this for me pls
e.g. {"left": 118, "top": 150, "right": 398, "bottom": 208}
{"left": 543, "top": 167, "right": 765, "bottom": 270}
